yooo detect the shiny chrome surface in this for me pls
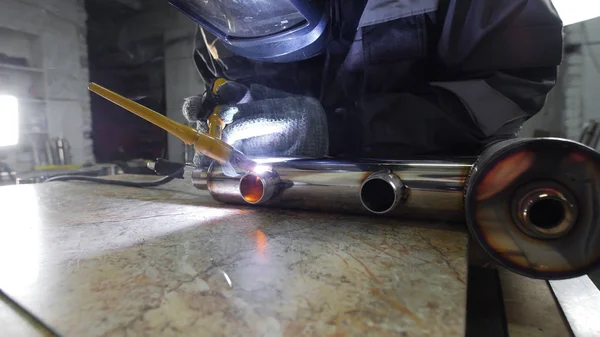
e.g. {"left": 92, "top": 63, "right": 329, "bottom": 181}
{"left": 191, "top": 169, "right": 208, "bottom": 190}
{"left": 193, "top": 158, "right": 474, "bottom": 221}
{"left": 360, "top": 171, "right": 405, "bottom": 214}
{"left": 550, "top": 276, "right": 600, "bottom": 336}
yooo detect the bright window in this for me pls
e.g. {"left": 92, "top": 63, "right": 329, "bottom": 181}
{"left": 0, "top": 95, "right": 19, "bottom": 147}
{"left": 553, "top": 0, "right": 600, "bottom": 26}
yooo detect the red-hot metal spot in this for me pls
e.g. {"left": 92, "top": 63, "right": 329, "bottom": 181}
{"left": 240, "top": 175, "right": 264, "bottom": 203}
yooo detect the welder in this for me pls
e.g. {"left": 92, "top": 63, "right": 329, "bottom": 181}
{"left": 168, "top": 0, "right": 563, "bottom": 169}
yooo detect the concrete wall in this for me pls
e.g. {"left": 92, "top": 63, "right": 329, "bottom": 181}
{"left": 566, "top": 18, "right": 600, "bottom": 142}
{"left": 163, "top": 7, "right": 204, "bottom": 163}
{"left": 110, "top": 2, "right": 204, "bottom": 163}
{"left": 521, "top": 17, "right": 600, "bottom": 145}
{"left": 0, "top": 0, "right": 93, "bottom": 170}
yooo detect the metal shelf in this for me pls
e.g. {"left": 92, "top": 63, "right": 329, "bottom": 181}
{"left": 18, "top": 97, "right": 46, "bottom": 103}
{"left": 0, "top": 63, "right": 44, "bottom": 73}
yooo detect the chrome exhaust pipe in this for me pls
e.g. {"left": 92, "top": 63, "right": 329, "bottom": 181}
{"left": 464, "top": 138, "right": 600, "bottom": 280}
{"left": 360, "top": 172, "right": 405, "bottom": 214}
{"left": 192, "top": 138, "right": 600, "bottom": 280}
{"left": 193, "top": 158, "right": 472, "bottom": 221}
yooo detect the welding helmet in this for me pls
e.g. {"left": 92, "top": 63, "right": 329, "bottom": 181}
{"left": 168, "top": 0, "right": 329, "bottom": 63}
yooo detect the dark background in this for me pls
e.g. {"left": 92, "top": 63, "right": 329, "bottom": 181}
{"left": 86, "top": 0, "right": 167, "bottom": 163}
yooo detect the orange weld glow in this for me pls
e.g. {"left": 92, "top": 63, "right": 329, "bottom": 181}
{"left": 240, "top": 174, "right": 264, "bottom": 203}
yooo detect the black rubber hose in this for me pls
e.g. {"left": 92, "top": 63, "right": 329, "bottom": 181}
{"left": 44, "top": 166, "right": 185, "bottom": 188}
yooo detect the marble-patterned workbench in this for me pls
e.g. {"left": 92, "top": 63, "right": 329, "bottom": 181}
{"left": 0, "top": 175, "right": 468, "bottom": 336}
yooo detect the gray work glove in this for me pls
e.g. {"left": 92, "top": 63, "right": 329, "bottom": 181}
{"left": 182, "top": 80, "right": 329, "bottom": 169}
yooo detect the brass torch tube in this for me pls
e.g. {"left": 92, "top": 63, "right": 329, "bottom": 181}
{"left": 88, "top": 82, "right": 233, "bottom": 164}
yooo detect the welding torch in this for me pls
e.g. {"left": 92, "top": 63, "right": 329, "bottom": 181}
{"left": 87, "top": 82, "right": 257, "bottom": 174}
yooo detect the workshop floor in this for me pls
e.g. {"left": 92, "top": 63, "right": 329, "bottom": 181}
{"left": 0, "top": 174, "right": 581, "bottom": 336}
{"left": 0, "top": 177, "right": 468, "bottom": 336}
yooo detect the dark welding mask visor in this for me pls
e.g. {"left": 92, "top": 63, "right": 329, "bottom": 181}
{"left": 168, "top": 0, "right": 329, "bottom": 62}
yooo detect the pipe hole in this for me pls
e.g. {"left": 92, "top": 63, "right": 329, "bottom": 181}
{"left": 360, "top": 179, "right": 396, "bottom": 213}
{"left": 240, "top": 174, "right": 264, "bottom": 203}
{"left": 528, "top": 198, "right": 565, "bottom": 230}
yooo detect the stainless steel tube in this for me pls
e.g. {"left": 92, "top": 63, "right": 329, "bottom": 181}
{"left": 193, "top": 158, "right": 474, "bottom": 221}
{"left": 464, "top": 138, "right": 600, "bottom": 279}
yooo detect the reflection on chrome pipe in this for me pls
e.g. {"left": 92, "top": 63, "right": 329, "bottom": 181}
{"left": 360, "top": 172, "right": 406, "bottom": 214}
{"left": 193, "top": 158, "right": 473, "bottom": 221}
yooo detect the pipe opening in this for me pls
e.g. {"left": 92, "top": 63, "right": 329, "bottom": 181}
{"left": 360, "top": 178, "right": 397, "bottom": 214}
{"left": 240, "top": 174, "right": 264, "bottom": 203}
{"left": 528, "top": 198, "right": 565, "bottom": 230}
{"left": 514, "top": 184, "right": 578, "bottom": 239}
